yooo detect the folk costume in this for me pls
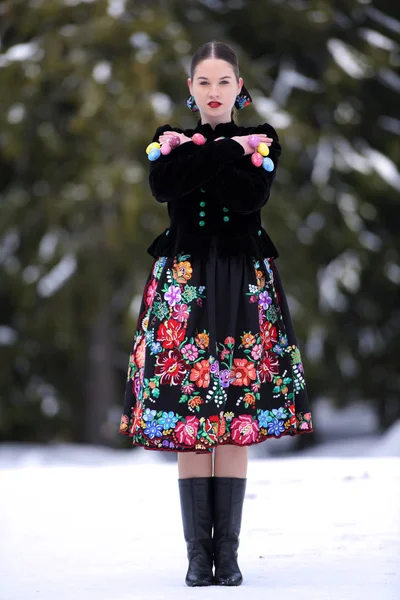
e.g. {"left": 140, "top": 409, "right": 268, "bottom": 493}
{"left": 119, "top": 116, "right": 313, "bottom": 453}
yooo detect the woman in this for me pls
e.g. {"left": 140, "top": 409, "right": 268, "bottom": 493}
{"left": 120, "top": 41, "right": 313, "bottom": 587}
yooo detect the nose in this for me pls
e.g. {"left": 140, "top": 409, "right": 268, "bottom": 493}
{"left": 208, "top": 85, "right": 219, "bottom": 99}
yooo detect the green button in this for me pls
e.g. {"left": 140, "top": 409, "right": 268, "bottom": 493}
{"left": 223, "top": 216, "right": 230, "bottom": 222}
{"left": 200, "top": 201, "right": 206, "bottom": 207}
{"left": 199, "top": 211, "right": 206, "bottom": 217}
{"left": 223, "top": 207, "right": 229, "bottom": 213}
{"left": 200, "top": 187, "right": 206, "bottom": 193}
{"left": 258, "top": 229, "right": 262, "bottom": 236}
{"left": 199, "top": 220, "right": 205, "bottom": 227}
{"left": 166, "top": 229, "right": 169, "bottom": 236}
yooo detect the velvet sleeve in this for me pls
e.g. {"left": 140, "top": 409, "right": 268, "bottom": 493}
{"left": 148, "top": 124, "right": 245, "bottom": 203}
{"left": 206, "top": 123, "right": 281, "bottom": 215}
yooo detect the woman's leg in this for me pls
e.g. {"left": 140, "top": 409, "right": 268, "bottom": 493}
{"left": 214, "top": 445, "right": 248, "bottom": 477}
{"left": 178, "top": 451, "right": 213, "bottom": 478}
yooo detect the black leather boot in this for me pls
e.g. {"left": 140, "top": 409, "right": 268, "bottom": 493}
{"left": 213, "top": 476, "right": 247, "bottom": 586}
{"left": 178, "top": 477, "right": 214, "bottom": 587}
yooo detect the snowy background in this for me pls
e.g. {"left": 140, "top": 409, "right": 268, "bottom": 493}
{"left": 1, "top": 401, "right": 399, "bottom": 600}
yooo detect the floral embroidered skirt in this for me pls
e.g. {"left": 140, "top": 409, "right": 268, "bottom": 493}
{"left": 119, "top": 247, "right": 313, "bottom": 453}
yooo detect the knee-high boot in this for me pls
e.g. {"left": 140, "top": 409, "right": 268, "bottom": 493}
{"left": 213, "top": 476, "right": 247, "bottom": 586}
{"left": 178, "top": 477, "right": 214, "bottom": 586}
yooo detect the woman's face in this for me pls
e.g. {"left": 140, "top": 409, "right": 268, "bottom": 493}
{"left": 188, "top": 58, "right": 243, "bottom": 124}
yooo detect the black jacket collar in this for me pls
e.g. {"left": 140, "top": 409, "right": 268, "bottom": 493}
{"left": 194, "top": 119, "right": 239, "bottom": 138}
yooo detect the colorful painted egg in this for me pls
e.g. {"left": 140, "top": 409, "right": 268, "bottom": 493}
{"left": 251, "top": 152, "right": 263, "bottom": 167}
{"left": 168, "top": 135, "right": 181, "bottom": 148}
{"left": 257, "top": 142, "right": 269, "bottom": 156}
{"left": 146, "top": 142, "right": 161, "bottom": 154}
{"left": 148, "top": 148, "right": 161, "bottom": 161}
{"left": 192, "top": 133, "right": 206, "bottom": 145}
{"left": 262, "top": 157, "right": 274, "bottom": 171}
{"left": 248, "top": 135, "right": 260, "bottom": 148}
{"left": 160, "top": 143, "right": 172, "bottom": 155}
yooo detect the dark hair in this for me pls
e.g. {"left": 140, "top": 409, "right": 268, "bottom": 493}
{"left": 190, "top": 41, "right": 240, "bottom": 82}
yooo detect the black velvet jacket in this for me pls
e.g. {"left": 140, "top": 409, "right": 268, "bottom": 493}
{"left": 147, "top": 119, "right": 282, "bottom": 261}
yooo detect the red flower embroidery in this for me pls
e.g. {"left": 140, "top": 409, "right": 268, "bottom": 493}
{"left": 224, "top": 336, "right": 235, "bottom": 345}
{"left": 260, "top": 322, "right": 277, "bottom": 350}
{"left": 157, "top": 319, "right": 185, "bottom": 349}
{"left": 155, "top": 349, "right": 189, "bottom": 385}
{"left": 258, "top": 351, "right": 279, "bottom": 383}
{"left": 231, "top": 415, "right": 259, "bottom": 444}
{"left": 189, "top": 359, "right": 210, "bottom": 388}
{"left": 230, "top": 358, "right": 257, "bottom": 387}
{"left": 175, "top": 416, "right": 199, "bottom": 445}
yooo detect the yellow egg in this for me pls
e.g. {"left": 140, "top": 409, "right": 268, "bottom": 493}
{"left": 257, "top": 142, "right": 269, "bottom": 156}
{"left": 146, "top": 142, "right": 161, "bottom": 154}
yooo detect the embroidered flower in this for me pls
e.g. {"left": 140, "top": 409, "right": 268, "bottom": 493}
{"left": 189, "top": 360, "right": 210, "bottom": 388}
{"left": 230, "top": 358, "right": 257, "bottom": 387}
{"left": 267, "top": 418, "right": 285, "bottom": 437}
{"left": 157, "top": 319, "right": 185, "bottom": 349}
{"left": 231, "top": 415, "right": 259, "bottom": 444}
{"left": 220, "top": 349, "right": 230, "bottom": 361}
{"left": 150, "top": 341, "right": 162, "bottom": 354}
{"left": 256, "top": 269, "right": 265, "bottom": 290}
{"left": 174, "top": 416, "right": 199, "bottom": 445}
{"left": 224, "top": 336, "right": 235, "bottom": 345}
{"left": 251, "top": 344, "right": 262, "bottom": 360}
{"left": 241, "top": 332, "right": 256, "bottom": 348}
{"left": 172, "top": 303, "right": 190, "bottom": 323}
{"left": 258, "top": 410, "right": 270, "bottom": 428}
{"left": 219, "top": 369, "right": 231, "bottom": 388}
{"left": 261, "top": 322, "right": 278, "bottom": 350}
{"left": 249, "top": 295, "right": 258, "bottom": 303}
{"left": 243, "top": 392, "right": 256, "bottom": 408}
{"left": 155, "top": 349, "right": 189, "bottom": 385}
{"left": 144, "top": 420, "right": 163, "bottom": 439}
{"left": 182, "top": 383, "right": 195, "bottom": 394}
{"left": 164, "top": 285, "right": 182, "bottom": 307}
{"left": 135, "top": 337, "right": 146, "bottom": 369}
{"left": 209, "top": 359, "right": 220, "bottom": 375}
{"left": 181, "top": 343, "right": 199, "bottom": 361}
{"left": 195, "top": 332, "right": 209, "bottom": 349}
{"left": 143, "top": 408, "right": 157, "bottom": 422}
{"left": 188, "top": 395, "right": 204, "bottom": 410}
{"left": 258, "top": 352, "right": 279, "bottom": 383}
{"left": 158, "top": 411, "right": 178, "bottom": 430}
{"left": 259, "top": 291, "right": 272, "bottom": 310}
{"left": 146, "top": 279, "right": 158, "bottom": 306}
{"left": 173, "top": 261, "right": 193, "bottom": 283}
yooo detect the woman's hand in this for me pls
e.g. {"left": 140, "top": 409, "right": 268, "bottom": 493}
{"left": 231, "top": 134, "right": 273, "bottom": 155}
{"left": 158, "top": 131, "right": 193, "bottom": 146}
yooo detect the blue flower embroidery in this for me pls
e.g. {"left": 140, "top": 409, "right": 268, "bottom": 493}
{"left": 158, "top": 411, "right": 178, "bottom": 429}
{"left": 268, "top": 418, "right": 285, "bottom": 437}
{"left": 143, "top": 408, "right": 157, "bottom": 422}
{"left": 258, "top": 410, "right": 270, "bottom": 428}
{"left": 144, "top": 420, "right": 163, "bottom": 439}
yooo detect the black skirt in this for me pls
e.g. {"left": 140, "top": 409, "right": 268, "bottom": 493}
{"left": 119, "top": 246, "right": 313, "bottom": 452}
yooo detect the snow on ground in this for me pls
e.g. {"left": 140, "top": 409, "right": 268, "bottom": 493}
{"left": 1, "top": 430, "right": 400, "bottom": 600}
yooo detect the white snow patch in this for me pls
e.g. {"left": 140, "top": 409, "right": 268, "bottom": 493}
{"left": 327, "top": 39, "right": 371, "bottom": 79}
{"left": 37, "top": 254, "right": 77, "bottom": 297}
{"left": 0, "top": 448, "right": 399, "bottom": 599}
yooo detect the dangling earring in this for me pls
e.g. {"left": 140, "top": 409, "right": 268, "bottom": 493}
{"left": 234, "top": 85, "right": 253, "bottom": 110}
{"left": 186, "top": 94, "right": 199, "bottom": 112}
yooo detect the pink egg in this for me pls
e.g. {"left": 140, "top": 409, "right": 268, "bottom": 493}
{"left": 248, "top": 135, "right": 260, "bottom": 148}
{"left": 192, "top": 133, "right": 206, "bottom": 145}
{"left": 160, "top": 143, "right": 172, "bottom": 155}
{"left": 168, "top": 135, "right": 181, "bottom": 148}
{"left": 251, "top": 152, "right": 263, "bottom": 167}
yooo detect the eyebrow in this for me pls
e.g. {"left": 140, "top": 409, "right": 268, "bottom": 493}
{"left": 196, "top": 76, "right": 232, "bottom": 80}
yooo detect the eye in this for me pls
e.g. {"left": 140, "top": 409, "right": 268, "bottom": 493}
{"left": 220, "top": 81, "right": 229, "bottom": 84}
{"left": 199, "top": 81, "right": 208, "bottom": 85}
